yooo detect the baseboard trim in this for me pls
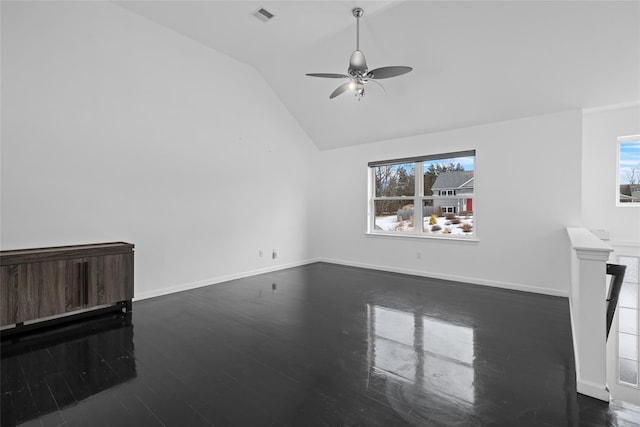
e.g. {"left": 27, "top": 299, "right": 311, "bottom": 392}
{"left": 568, "top": 298, "right": 581, "bottom": 395}
{"left": 318, "top": 257, "right": 569, "bottom": 297}
{"left": 577, "top": 379, "right": 611, "bottom": 402}
{"left": 134, "top": 258, "right": 321, "bottom": 301}
{"left": 134, "top": 257, "right": 568, "bottom": 301}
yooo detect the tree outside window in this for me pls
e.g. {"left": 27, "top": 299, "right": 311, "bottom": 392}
{"left": 618, "top": 136, "right": 640, "bottom": 206}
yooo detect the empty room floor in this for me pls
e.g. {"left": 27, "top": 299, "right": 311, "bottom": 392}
{"left": 2, "top": 262, "right": 639, "bottom": 426}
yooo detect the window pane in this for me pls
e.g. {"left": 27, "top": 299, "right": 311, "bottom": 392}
{"left": 618, "top": 138, "right": 640, "bottom": 204}
{"left": 374, "top": 200, "right": 415, "bottom": 232}
{"left": 374, "top": 163, "right": 415, "bottom": 197}
{"left": 422, "top": 199, "right": 474, "bottom": 235}
{"left": 619, "top": 307, "right": 638, "bottom": 334}
{"left": 619, "top": 283, "right": 638, "bottom": 309}
{"left": 619, "top": 358, "right": 639, "bottom": 386}
{"left": 619, "top": 333, "right": 638, "bottom": 360}
{"left": 423, "top": 156, "right": 475, "bottom": 197}
{"left": 619, "top": 256, "right": 639, "bottom": 284}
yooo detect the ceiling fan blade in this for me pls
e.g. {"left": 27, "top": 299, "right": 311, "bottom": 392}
{"left": 366, "top": 66, "right": 413, "bottom": 79}
{"left": 330, "top": 82, "right": 352, "bottom": 99}
{"left": 306, "top": 73, "right": 350, "bottom": 79}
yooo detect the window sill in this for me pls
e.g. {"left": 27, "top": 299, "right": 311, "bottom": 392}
{"left": 365, "top": 232, "right": 479, "bottom": 243}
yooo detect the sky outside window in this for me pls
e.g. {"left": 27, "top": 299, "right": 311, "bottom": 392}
{"left": 620, "top": 140, "right": 640, "bottom": 184}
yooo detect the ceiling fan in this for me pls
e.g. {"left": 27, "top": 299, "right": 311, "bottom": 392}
{"left": 306, "top": 7, "right": 412, "bottom": 100}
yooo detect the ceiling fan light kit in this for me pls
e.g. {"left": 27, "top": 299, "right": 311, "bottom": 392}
{"left": 306, "top": 7, "right": 412, "bottom": 100}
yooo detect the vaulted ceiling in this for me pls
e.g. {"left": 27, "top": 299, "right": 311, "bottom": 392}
{"left": 115, "top": 1, "right": 640, "bottom": 150}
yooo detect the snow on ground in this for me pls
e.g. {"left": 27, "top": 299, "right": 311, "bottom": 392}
{"left": 375, "top": 214, "right": 473, "bottom": 235}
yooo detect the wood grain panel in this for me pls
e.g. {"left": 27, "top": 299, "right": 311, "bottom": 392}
{"left": 1, "top": 242, "right": 134, "bottom": 328}
{"left": 64, "top": 259, "right": 84, "bottom": 312}
{"left": 30, "top": 260, "right": 67, "bottom": 320}
{"left": 85, "top": 257, "right": 99, "bottom": 307}
{"left": 97, "top": 253, "right": 134, "bottom": 305}
{"left": 1, "top": 265, "right": 20, "bottom": 324}
{"left": 1, "top": 242, "right": 134, "bottom": 266}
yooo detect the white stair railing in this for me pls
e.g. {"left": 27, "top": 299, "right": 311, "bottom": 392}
{"left": 567, "top": 227, "right": 613, "bottom": 401}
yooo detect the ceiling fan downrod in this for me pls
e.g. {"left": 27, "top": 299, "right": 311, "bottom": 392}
{"left": 353, "top": 7, "right": 363, "bottom": 51}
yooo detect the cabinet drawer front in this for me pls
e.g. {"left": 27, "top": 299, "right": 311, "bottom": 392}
{"left": 1, "top": 261, "right": 68, "bottom": 325}
{"left": 33, "top": 260, "right": 68, "bottom": 319}
{"left": 1, "top": 265, "right": 22, "bottom": 324}
{"left": 97, "top": 253, "right": 134, "bottom": 305}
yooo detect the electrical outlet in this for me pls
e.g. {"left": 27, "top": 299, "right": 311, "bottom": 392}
{"left": 272, "top": 250, "right": 277, "bottom": 259}
{"left": 416, "top": 252, "right": 421, "bottom": 259}
{"left": 259, "top": 250, "right": 263, "bottom": 257}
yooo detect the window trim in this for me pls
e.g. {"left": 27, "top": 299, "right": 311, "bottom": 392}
{"left": 617, "top": 135, "right": 640, "bottom": 207}
{"left": 368, "top": 150, "right": 476, "bottom": 168}
{"left": 367, "top": 150, "right": 476, "bottom": 240}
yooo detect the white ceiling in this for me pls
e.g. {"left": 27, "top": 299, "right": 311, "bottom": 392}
{"left": 115, "top": 0, "right": 640, "bottom": 150}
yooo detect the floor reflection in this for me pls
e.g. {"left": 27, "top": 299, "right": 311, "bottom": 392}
{"left": 368, "top": 304, "right": 475, "bottom": 424}
{"left": 2, "top": 263, "right": 636, "bottom": 426}
{"left": 1, "top": 313, "right": 135, "bottom": 426}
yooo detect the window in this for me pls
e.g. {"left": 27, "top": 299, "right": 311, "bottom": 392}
{"left": 617, "top": 256, "right": 639, "bottom": 388}
{"left": 368, "top": 150, "right": 475, "bottom": 238}
{"left": 617, "top": 136, "right": 640, "bottom": 206}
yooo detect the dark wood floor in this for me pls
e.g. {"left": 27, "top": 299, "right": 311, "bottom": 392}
{"left": 2, "top": 262, "right": 639, "bottom": 426}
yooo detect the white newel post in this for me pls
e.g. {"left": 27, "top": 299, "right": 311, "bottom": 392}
{"left": 567, "top": 227, "right": 613, "bottom": 402}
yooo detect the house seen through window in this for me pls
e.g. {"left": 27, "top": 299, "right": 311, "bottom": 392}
{"left": 368, "top": 150, "right": 475, "bottom": 237}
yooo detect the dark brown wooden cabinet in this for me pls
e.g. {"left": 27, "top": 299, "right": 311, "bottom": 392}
{"left": 0, "top": 242, "right": 134, "bottom": 330}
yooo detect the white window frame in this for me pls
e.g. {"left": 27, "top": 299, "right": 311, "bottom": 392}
{"left": 367, "top": 150, "right": 476, "bottom": 240}
{"left": 607, "top": 254, "right": 640, "bottom": 404}
{"left": 617, "top": 135, "right": 640, "bottom": 207}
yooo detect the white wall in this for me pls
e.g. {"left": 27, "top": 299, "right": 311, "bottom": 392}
{"left": 314, "top": 110, "right": 583, "bottom": 296}
{"left": 1, "top": 1, "right": 319, "bottom": 298}
{"left": 1, "top": 1, "right": 609, "bottom": 301}
{"left": 582, "top": 104, "right": 640, "bottom": 404}
{"left": 582, "top": 105, "right": 640, "bottom": 258}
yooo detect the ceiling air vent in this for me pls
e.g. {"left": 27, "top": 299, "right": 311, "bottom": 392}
{"left": 253, "top": 7, "right": 275, "bottom": 23}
